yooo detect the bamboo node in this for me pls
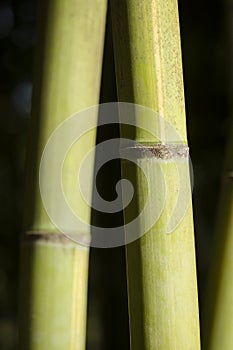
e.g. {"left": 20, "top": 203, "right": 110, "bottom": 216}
{"left": 224, "top": 171, "right": 233, "bottom": 182}
{"left": 120, "top": 143, "right": 189, "bottom": 159}
{"left": 21, "top": 231, "right": 91, "bottom": 246}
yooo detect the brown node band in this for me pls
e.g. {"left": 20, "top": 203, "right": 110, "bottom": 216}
{"left": 21, "top": 231, "right": 91, "bottom": 245}
{"left": 120, "top": 143, "right": 189, "bottom": 159}
{"left": 225, "top": 171, "right": 233, "bottom": 182}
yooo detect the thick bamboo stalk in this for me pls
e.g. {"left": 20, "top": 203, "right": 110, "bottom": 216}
{"left": 19, "top": 0, "right": 107, "bottom": 349}
{"left": 111, "top": 0, "right": 200, "bottom": 349}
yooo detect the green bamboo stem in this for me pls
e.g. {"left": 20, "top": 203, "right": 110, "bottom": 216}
{"left": 202, "top": 125, "right": 233, "bottom": 350}
{"left": 19, "top": 0, "right": 107, "bottom": 349}
{"left": 111, "top": 0, "right": 200, "bottom": 349}
{"left": 202, "top": 3, "right": 233, "bottom": 345}
{"left": 202, "top": 2, "right": 233, "bottom": 348}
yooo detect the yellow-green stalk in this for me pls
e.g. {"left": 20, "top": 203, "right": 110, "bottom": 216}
{"left": 19, "top": 0, "right": 107, "bottom": 349}
{"left": 203, "top": 0, "right": 233, "bottom": 342}
{"left": 202, "top": 124, "right": 233, "bottom": 350}
{"left": 202, "top": 2, "right": 233, "bottom": 345}
{"left": 111, "top": 0, "right": 200, "bottom": 349}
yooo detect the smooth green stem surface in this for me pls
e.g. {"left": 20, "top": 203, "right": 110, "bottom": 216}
{"left": 202, "top": 105, "right": 233, "bottom": 350}
{"left": 19, "top": 0, "right": 107, "bottom": 349}
{"left": 202, "top": 2, "right": 233, "bottom": 347}
{"left": 111, "top": 0, "right": 200, "bottom": 349}
{"left": 19, "top": 236, "right": 89, "bottom": 350}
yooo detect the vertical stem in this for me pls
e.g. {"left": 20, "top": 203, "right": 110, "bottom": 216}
{"left": 111, "top": 0, "right": 200, "bottom": 349}
{"left": 202, "top": 1, "right": 233, "bottom": 348}
{"left": 19, "top": 0, "right": 107, "bottom": 349}
{"left": 202, "top": 128, "right": 233, "bottom": 350}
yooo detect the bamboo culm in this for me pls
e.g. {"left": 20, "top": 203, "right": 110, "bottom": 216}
{"left": 111, "top": 0, "right": 201, "bottom": 349}
{"left": 18, "top": 1, "right": 107, "bottom": 349}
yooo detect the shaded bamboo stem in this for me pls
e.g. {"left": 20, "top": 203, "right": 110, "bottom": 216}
{"left": 202, "top": 129, "right": 233, "bottom": 350}
{"left": 202, "top": 1, "right": 233, "bottom": 347}
{"left": 111, "top": 0, "right": 200, "bottom": 349}
{"left": 19, "top": 0, "right": 107, "bottom": 349}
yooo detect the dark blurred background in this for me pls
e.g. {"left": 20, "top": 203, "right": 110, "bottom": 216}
{"left": 0, "top": 0, "right": 229, "bottom": 349}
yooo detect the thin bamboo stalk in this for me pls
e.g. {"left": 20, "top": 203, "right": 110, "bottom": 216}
{"left": 19, "top": 0, "right": 107, "bottom": 349}
{"left": 202, "top": 1, "right": 233, "bottom": 346}
{"left": 110, "top": 0, "right": 200, "bottom": 349}
{"left": 202, "top": 125, "right": 233, "bottom": 350}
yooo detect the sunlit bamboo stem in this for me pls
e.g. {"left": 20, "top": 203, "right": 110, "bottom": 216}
{"left": 111, "top": 0, "right": 201, "bottom": 348}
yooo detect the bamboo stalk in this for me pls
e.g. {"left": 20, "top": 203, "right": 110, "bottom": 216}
{"left": 110, "top": 0, "right": 200, "bottom": 349}
{"left": 202, "top": 1, "right": 233, "bottom": 347}
{"left": 18, "top": 0, "right": 107, "bottom": 349}
{"left": 202, "top": 126, "right": 233, "bottom": 350}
